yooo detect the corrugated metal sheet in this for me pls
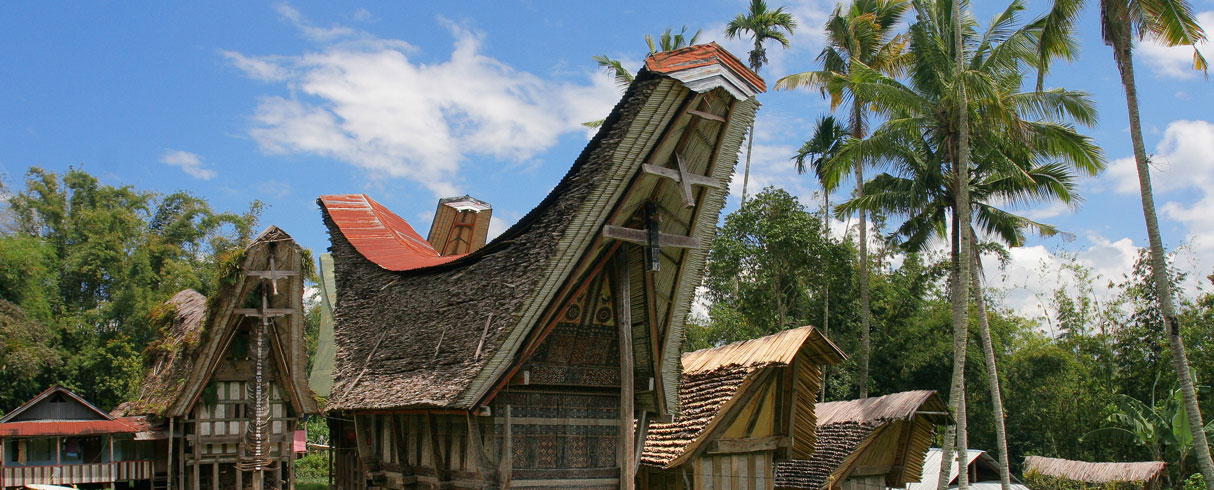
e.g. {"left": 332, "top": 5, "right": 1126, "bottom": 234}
{"left": 909, "top": 448, "right": 992, "bottom": 490}
{"left": 645, "top": 42, "right": 767, "bottom": 93}
{"left": 319, "top": 194, "right": 464, "bottom": 271}
{"left": 0, "top": 417, "right": 147, "bottom": 437}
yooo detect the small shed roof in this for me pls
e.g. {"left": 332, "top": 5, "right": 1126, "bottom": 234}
{"left": 775, "top": 391, "right": 950, "bottom": 490}
{"left": 1024, "top": 456, "right": 1167, "bottom": 484}
{"left": 0, "top": 386, "right": 113, "bottom": 423}
{"left": 910, "top": 448, "right": 1009, "bottom": 490}
{"left": 642, "top": 326, "right": 844, "bottom": 469}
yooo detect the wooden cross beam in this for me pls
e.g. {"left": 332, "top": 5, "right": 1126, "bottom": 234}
{"left": 245, "top": 257, "right": 299, "bottom": 296}
{"left": 234, "top": 293, "right": 294, "bottom": 319}
{"left": 602, "top": 203, "right": 699, "bottom": 271}
{"left": 642, "top": 154, "right": 722, "bottom": 207}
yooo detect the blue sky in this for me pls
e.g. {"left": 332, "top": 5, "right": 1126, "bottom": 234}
{"left": 1, "top": 0, "right": 1211, "bottom": 320}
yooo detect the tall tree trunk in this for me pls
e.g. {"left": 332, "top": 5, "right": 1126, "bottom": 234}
{"left": 946, "top": 1, "right": 972, "bottom": 488}
{"left": 741, "top": 122, "right": 756, "bottom": 204}
{"left": 970, "top": 237, "right": 1012, "bottom": 490}
{"left": 821, "top": 190, "right": 831, "bottom": 403}
{"left": 1111, "top": 28, "right": 1214, "bottom": 490}
{"left": 850, "top": 101, "right": 872, "bottom": 399}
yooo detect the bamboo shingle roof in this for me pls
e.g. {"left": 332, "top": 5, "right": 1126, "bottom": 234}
{"left": 642, "top": 326, "right": 845, "bottom": 469}
{"left": 1024, "top": 456, "right": 1167, "bottom": 484}
{"left": 775, "top": 391, "right": 950, "bottom": 490}
{"left": 322, "top": 43, "right": 765, "bottom": 413}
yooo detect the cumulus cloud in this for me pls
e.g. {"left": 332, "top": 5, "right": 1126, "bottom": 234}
{"left": 160, "top": 150, "right": 216, "bottom": 180}
{"left": 273, "top": 2, "right": 357, "bottom": 42}
{"left": 1137, "top": 11, "right": 1213, "bottom": 80}
{"left": 227, "top": 10, "right": 619, "bottom": 197}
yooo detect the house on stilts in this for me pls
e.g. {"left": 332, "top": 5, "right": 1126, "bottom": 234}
{"left": 639, "top": 326, "right": 846, "bottom": 490}
{"left": 114, "top": 226, "right": 319, "bottom": 490}
{"left": 773, "top": 390, "right": 951, "bottom": 490}
{"left": 319, "top": 42, "right": 763, "bottom": 490}
{"left": 1, "top": 386, "right": 156, "bottom": 489}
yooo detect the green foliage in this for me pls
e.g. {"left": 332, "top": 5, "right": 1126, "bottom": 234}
{"left": 1024, "top": 470, "right": 1146, "bottom": 490}
{"left": 1184, "top": 474, "right": 1206, "bottom": 490}
{"left": 695, "top": 188, "right": 855, "bottom": 350}
{"left": 0, "top": 166, "right": 261, "bottom": 412}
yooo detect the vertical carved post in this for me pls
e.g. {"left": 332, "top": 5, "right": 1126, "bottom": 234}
{"left": 614, "top": 250, "right": 636, "bottom": 490}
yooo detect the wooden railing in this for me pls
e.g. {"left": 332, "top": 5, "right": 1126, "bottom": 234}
{"left": 1, "top": 460, "right": 153, "bottom": 487}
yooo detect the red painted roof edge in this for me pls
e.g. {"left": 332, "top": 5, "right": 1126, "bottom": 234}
{"left": 319, "top": 194, "right": 467, "bottom": 272}
{"left": 644, "top": 42, "right": 767, "bottom": 93}
{"left": 0, "top": 417, "right": 147, "bottom": 437}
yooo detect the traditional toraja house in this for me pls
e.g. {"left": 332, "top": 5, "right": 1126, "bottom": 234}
{"left": 320, "top": 42, "right": 763, "bottom": 490}
{"left": 640, "top": 326, "right": 846, "bottom": 490}
{"left": 1022, "top": 456, "right": 1167, "bottom": 490}
{"left": 773, "top": 391, "right": 950, "bottom": 490}
{"left": 114, "top": 226, "right": 319, "bottom": 490}
{"left": 1, "top": 386, "right": 154, "bottom": 489}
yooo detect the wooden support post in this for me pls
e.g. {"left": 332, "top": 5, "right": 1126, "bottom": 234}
{"left": 110, "top": 436, "right": 117, "bottom": 490}
{"left": 1, "top": 436, "right": 6, "bottom": 481}
{"left": 178, "top": 423, "right": 185, "bottom": 490}
{"left": 193, "top": 424, "right": 200, "bottom": 490}
{"left": 213, "top": 461, "right": 219, "bottom": 490}
{"left": 615, "top": 250, "right": 636, "bottom": 490}
{"left": 499, "top": 406, "right": 512, "bottom": 488}
{"left": 237, "top": 454, "right": 243, "bottom": 490}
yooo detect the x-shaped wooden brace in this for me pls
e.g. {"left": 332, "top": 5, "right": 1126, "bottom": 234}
{"left": 642, "top": 153, "right": 722, "bottom": 207}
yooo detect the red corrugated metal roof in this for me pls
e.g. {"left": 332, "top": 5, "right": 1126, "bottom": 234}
{"left": 645, "top": 42, "right": 766, "bottom": 93}
{"left": 319, "top": 194, "right": 465, "bottom": 271}
{"left": 0, "top": 417, "right": 148, "bottom": 437}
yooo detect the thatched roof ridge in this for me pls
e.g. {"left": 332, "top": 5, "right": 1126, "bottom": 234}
{"left": 323, "top": 43, "right": 766, "bottom": 412}
{"left": 1024, "top": 456, "right": 1167, "bottom": 484}
{"left": 816, "top": 390, "right": 950, "bottom": 426}
{"left": 682, "top": 326, "right": 845, "bottom": 375}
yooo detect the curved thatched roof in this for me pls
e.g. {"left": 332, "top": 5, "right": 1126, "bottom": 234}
{"left": 322, "top": 43, "right": 765, "bottom": 412}
{"left": 1024, "top": 456, "right": 1167, "bottom": 484}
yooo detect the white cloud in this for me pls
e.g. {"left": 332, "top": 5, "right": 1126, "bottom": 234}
{"left": 159, "top": 150, "right": 216, "bottom": 180}
{"left": 1137, "top": 11, "right": 1213, "bottom": 79}
{"left": 228, "top": 12, "right": 620, "bottom": 197}
{"left": 273, "top": 2, "right": 357, "bottom": 42}
{"left": 221, "top": 51, "right": 290, "bottom": 82}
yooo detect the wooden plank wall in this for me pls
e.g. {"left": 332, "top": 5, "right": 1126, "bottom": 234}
{"left": 692, "top": 452, "right": 775, "bottom": 490}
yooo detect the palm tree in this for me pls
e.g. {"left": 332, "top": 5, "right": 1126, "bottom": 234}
{"left": 776, "top": 0, "right": 909, "bottom": 399}
{"left": 823, "top": 1, "right": 1104, "bottom": 489}
{"left": 585, "top": 27, "right": 702, "bottom": 127}
{"left": 725, "top": 0, "right": 796, "bottom": 205}
{"left": 792, "top": 115, "right": 847, "bottom": 402}
{"left": 1034, "top": 0, "right": 1214, "bottom": 484}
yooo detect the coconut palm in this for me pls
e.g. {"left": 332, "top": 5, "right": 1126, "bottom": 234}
{"left": 725, "top": 0, "right": 797, "bottom": 204}
{"left": 821, "top": 1, "right": 1104, "bottom": 488}
{"left": 792, "top": 114, "right": 847, "bottom": 402}
{"left": 1034, "top": 0, "right": 1214, "bottom": 483}
{"left": 585, "top": 27, "right": 702, "bottom": 127}
{"left": 777, "top": 0, "right": 910, "bottom": 399}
